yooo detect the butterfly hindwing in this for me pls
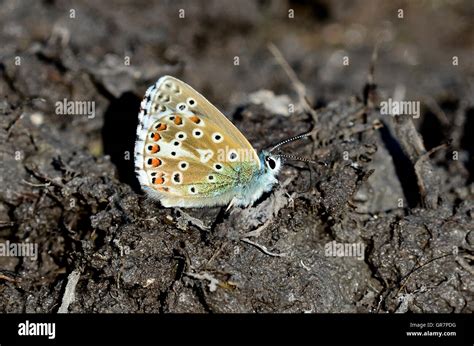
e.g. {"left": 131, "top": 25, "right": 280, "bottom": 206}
{"left": 135, "top": 76, "right": 261, "bottom": 207}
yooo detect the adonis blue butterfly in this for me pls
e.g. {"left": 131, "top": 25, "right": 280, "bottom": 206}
{"left": 134, "top": 76, "right": 310, "bottom": 208}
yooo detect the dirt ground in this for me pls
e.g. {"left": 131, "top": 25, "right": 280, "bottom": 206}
{"left": 0, "top": 0, "right": 473, "bottom": 313}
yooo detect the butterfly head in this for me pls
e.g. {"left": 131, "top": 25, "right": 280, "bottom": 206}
{"left": 260, "top": 150, "right": 282, "bottom": 176}
{"left": 230, "top": 150, "right": 281, "bottom": 208}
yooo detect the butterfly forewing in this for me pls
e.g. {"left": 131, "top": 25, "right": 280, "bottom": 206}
{"left": 135, "top": 76, "right": 261, "bottom": 207}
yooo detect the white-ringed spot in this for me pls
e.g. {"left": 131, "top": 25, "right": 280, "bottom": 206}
{"left": 197, "top": 149, "right": 213, "bottom": 163}
{"left": 207, "top": 174, "right": 215, "bottom": 182}
{"left": 176, "top": 132, "right": 187, "bottom": 140}
{"left": 189, "top": 186, "right": 197, "bottom": 194}
{"left": 214, "top": 163, "right": 223, "bottom": 172}
{"left": 193, "top": 129, "right": 203, "bottom": 138}
{"left": 212, "top": 132, "right": 224, "bottom": 143}
{"left": 172, "top": 172, "right": 183, "bottom": 184}
{"left": 187, "top": 97, "right": 197, "bottom": 107}
{"left": 176, "top": 102, "right": 187, "bottom": 112}
{"left": 178, "top": 161, "right": 189, "bottom": 171}
{"left": 228, "top": 149, "right": 239, "bottom": 162}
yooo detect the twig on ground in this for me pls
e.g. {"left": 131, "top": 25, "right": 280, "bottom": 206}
{"left": 363, "top": 43, "right": 379, "bottom": 109}
{"left": 6, "top": 112, "right": 25, "bottom": 139}
{"left": 396, "top": 252, "right": 452, "bottom": 296}
{"left": 392, "top": 114, "right": 442, "bottom": 209}
{"left": 22, "top": 179, "right": 51, "bottom": 188}
{"left": 422, "top": 95, "right": 450, "bottom": 127}
{"left": 241, "top": 238, "right": 287, "bottom": 257}
{"left": 268, "top": 42, "right": 318, "bottom": 125}
{"left": 58, "top": 269, "right": 81, "bottom": 313}
{"left": 455, "top": 254, "right": 474, "bottom": 275}
{"left": 241, "top": 219, "right": 272, "bottom": 239}
{"left": 0, "top": 221, "right": 15, "bottom": 228}
{"left": 0, "top": 273, "right": 18, "bottom": 283}
{"left": 414, "top": 142, "right": 449, "bottom": 208}
{"left": 205, "top": 242, "right": 226, "bottom": 268}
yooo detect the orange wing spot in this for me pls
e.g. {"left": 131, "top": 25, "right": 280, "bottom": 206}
{"left": 152, "top": 133, "right": 161, "bottom": 141}
{"left": 151, "top": 144, "right": 160, "bottom": 153}
{"left": 190, "top": 116, "right": 201, "bottom": 124}
{"left": 155, "top": 176, "right": 165, "bottom": 184}
{"left": 174, "top": 115, "right": 183, "bottom": 125}
{"left": 151, "top": 158, "right": 162, "bottom": 167}
{"left": 156, "top": 123, "right": 167, "bottom": 131}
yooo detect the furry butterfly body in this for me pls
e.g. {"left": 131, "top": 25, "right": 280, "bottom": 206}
{"left": 134, "top": 76, "right": 282, "bottom": 208}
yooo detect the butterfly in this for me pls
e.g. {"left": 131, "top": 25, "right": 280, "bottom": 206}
{"left": 134, "top": 76, "right": 311, "bottom": 208}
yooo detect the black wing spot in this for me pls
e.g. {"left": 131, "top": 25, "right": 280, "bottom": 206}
{"left": 173, "top": 173, "right": 181, "bottom": 183}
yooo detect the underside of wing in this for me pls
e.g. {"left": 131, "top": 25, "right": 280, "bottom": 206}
{"left": 134, "top": 76, "right": 261, "bottom": 207}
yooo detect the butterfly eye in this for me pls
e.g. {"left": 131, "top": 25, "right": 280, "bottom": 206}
{"left": 212, "top": 133, "right": 224, "bottom": 143}
{"left": 266, "top": 157, "right": 276, "bottom": 170}
{"left": 187, "top": 98, "right": 196, "bottom": 107}
{"left": 177, "top": 103, "right": 187, "bottom": 112}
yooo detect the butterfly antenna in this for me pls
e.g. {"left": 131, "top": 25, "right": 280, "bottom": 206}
{"left": 268, "top": 132, "right": 312, "bottom": 153}
{"left": 275, "top": 153, "right": 316, "bottom": 164}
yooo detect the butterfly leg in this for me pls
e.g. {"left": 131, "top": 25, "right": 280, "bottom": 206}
{"left": 225, "top": 197, "right": 237, "bottom": 212}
